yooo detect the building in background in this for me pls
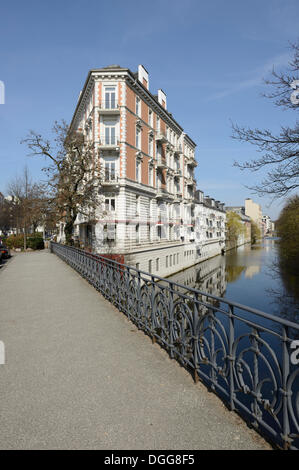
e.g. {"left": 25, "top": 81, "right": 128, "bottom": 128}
{"left": 225, "top": 205, "right": 251, "bottom": 248}
{"left": 244, "top": 198, "right": 263, "bottom": 232}
{"left": 262, "top": 215, "right": 275, "bottom": 236}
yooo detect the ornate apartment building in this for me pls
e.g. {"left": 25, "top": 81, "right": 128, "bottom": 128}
{"left": 63, "top": 64, "right": 226, "bottom": 277}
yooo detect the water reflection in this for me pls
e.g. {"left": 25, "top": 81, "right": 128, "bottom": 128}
{"left": 167, "top": 255, "right": 226, "bottom": 297}
{"left": 244, "top": 265, "right": 260, "bottom": 278}
{"left": 167, "top": 239, "right": 299, "bottom": 325}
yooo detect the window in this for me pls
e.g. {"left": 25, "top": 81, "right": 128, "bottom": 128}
{"left": 103, "top": 119, "right": 117, "bottom": 145}
{"left": 104, "top": 159, "right": 116, "bottom": 181}
{"left": 136, "top": 159, "right": 140, "bottom": 182}
{"left": 105, "top": 198, "right": 115, "bottom": 212}
{"left": 104, "top": 86, "right": 116, "bottom": 109}
{"left": 136, "top": 224, "right": 140, "bottom": 243}
{"left": 103, "top": 223, "right": 116, "bottom": 241}
{"left": 136, "top": 263, "right": 140, "bottom": 271}
{"left": 148, "top": 260, "right": 152, "bottom": 273}
{"left": 149, "top": 109, "right": 153, "bottom": 127}
{"left": 166, "top": 256, "right": 168, "bottom": 267}
{"left": 156, "top": 115, "right": 160, "bottom": 131}
{"left": 149, "top": 164, "right": 153, "bottom": 187}
{"left": 136, "top": 195, "right": 140, "bottom": 215}
{"left": 156, "top": 258, "right": 159, "bottom": 272}
{"left": 136, "top": 96, "right": 141, "bottom": 117}
{"left": 149, "top": 135, "right": 153, "bottom": 157}
{"left": 136, "top": 126, "right": 141, "bottom": 149}
{"left": 170, "top": 254, "right": 172, "bottom": 266}
{"left": 157, "top": 225, "right": 162, "bottom": 239}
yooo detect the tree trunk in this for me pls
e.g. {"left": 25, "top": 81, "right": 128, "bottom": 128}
{"left": 64, "top": 211, "right": 77, "bottom": 246}
{"left": 24, "top": 225, "right": 27, "bottom": 251}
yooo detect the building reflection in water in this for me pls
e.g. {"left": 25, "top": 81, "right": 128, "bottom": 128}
{"left": 244, "top": 265, "right": 260, "bottom": 278}
{"left": 167, "top": 254, "right": 227, "bottom": 298}
{"left": 166, "top": 239, "right": 299, "bottom": 329}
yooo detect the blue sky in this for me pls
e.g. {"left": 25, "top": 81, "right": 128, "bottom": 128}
{"left": 0, "top": 0, "right": 298, "bottom": 220}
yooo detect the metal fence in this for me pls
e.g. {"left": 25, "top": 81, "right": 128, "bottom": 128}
{"left": 50, "top": 242, "right": 299, "bottom": 450}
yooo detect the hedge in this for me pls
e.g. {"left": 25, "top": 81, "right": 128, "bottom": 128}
{"left": 4, "top": 233, "right": 44, "bottom": 250}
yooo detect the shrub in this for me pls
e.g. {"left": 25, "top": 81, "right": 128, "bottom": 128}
{"left": 27, "top": 235, "right": 44, "bottom": 250}
{"left": 277, "top": 195, "right": 299, "bottom": 275}
{"left": 4, "top": 233, "right": 44, "bottom": 250}
{"left": 5, "top": 234, "right": 24, "bottom": 249}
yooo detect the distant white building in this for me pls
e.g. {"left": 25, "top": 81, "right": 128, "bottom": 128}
{"left": 262, "top": 215, "right": 275, "bottom": 235}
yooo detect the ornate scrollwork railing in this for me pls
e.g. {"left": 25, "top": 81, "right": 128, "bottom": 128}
{"left": 50, "top": 242, "right": 299, "bottom": 450}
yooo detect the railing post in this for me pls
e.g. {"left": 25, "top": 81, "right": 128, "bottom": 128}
{"left": 209, "top": 308, "right": 217, "bottom": 391}
{"left": 168, "top": 282, "right": 174, "bottom": 359}
{"left": 228, "top": 304, "right": 235, "bottom": 411}
{"left": 281, "top": 326, "right": 291, "bottom": 449}
{"left": 193, "top": 293, "right": 200, "bottom": 384}
{"left": 137, "top": 270, "right": 142, "bottom": 329}
{"left": 150, "top": 278, "right": 157, "bottom": 344}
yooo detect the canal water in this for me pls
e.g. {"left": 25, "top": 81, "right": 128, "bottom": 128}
{"left": 167, "top": 238, "right": 299, "bottom": 324}
{"left": 166, "top": 238, "right": 299, "bottom": 448}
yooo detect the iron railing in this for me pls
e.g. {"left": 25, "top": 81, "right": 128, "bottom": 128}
{"left": 50, "top": 242, "right": 299, "bottom": 450}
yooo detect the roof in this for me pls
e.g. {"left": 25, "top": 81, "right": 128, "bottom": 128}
{"left": 69, "top": 66, "right": 196, "bottom": 145}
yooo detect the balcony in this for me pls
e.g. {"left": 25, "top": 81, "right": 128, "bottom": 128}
{"left": 156, "top": 156, "right": 167, "bottom": 169}
{"left": 155, "top": 129, "right": 167, "bottom": 143}
{"left": 186, "top": 176, "right": 196, "bottom": 186}
{"left": 174, "top": 144, "right": 182, "bottom": 155}
{"left": 186, "top": 156, "right": 198, "bottom": 167}
{"left": 101, "top": 170, "right": 120, "bottom": 187}
{"left": 156, "top": 188, "right": 166, "bottom": 199}
{"left": 173, "top": 192, "right": 182, "bottom": 202}
{"left": 99, "top": 134, "right": 120, "bottom": 150}
{"left": 184, "top": 194, "right": 194, "bottom": 203}
{"left": 98, "top": 100, "right": 120, "bottom": 114}
{"left": 173, "top": 169, "right": 181, "bottom": 178}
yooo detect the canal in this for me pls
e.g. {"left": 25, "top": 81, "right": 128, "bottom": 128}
{"left": 167, "top": 238, "right": 299, "bottom": 325}
{"left": 166, "top": 238, "right": 299, "bottom": 449}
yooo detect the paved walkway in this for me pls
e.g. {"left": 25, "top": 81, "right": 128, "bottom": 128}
{"left": 0, "top": 251, "right": 270, "bottom": 450}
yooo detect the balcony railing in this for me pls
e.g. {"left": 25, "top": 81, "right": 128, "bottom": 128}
{"left": 156, "top": 188, "right": 168, "bottom": 199}
{"left": 173, "top": 169, "right": 181, "bottom": 178}
{"left": 155, "top": 129, "right": 167, "bottom": 142}
{"left": 98, "top": 100, "right": 120, "bottom": 113}
{"left": 174, "top": 143, "right": 183, "bottom": 154}
{"left": 186, "top": 157, "right": 198, "bottom": 167}
{"left": 156, "top": 156, "right": 167, "bottom": 169}
{"left": 99, "top": 134, "right": 120, "bottom": 148}
{"left": 50, "top": 242, "right": 299, "bottom": 450}
{"left": 102, "top": 170, "right": 119, "bottom": 185}
{"left": 186, "top": 176, "right": 195, "bottom": 186}
{"left": 174, "top": 192, "right": 182, "bottom": 201}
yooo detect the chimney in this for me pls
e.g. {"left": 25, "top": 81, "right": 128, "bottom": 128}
{"left": 138, "top": 65, "right": 149, "bottom": 90}
{"left": 158, "top": 89, "right": 167, "bottom": 109}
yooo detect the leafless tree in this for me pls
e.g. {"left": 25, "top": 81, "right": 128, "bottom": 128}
{"left": 232, "top": 40, "right": 299, "bottom": 198}
{"left": 0, "top": 193, "right": 12, "bottom": 236}
{"left": 7, "top": 167, "right": 48, "bottom": 249}
{"left": 22, "top": 121, "right": 101, "bottom": 245}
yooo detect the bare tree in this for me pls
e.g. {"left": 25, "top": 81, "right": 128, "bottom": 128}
{"left": 0, "top": 193, "right": 12, "bottom": 236}
{"left": 22, "top": 121, "right": 101, "bottom": 245}
{"left": 232, "top": 40, "right": 299, "bottom": 198}
{"left": 7, "top": 167, "right": 47, "bottom": 249}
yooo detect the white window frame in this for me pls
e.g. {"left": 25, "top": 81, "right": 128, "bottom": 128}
{"left": 136, "top": 96, "right": 141, "bottom": 117}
